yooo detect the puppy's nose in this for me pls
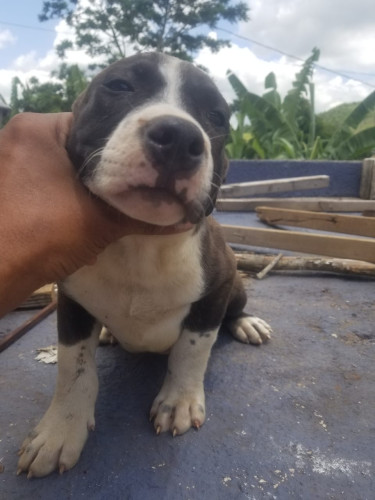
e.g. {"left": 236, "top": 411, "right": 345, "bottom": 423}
{"left": 144, "top": 116, "right": 205, "bottom": 172}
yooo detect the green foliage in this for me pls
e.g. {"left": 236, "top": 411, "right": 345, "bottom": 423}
{"left": 227, "top": 48, "right": 375, "bottom": 160}
{"left": 40, "top": 0, "right": 249, "bottom": 65}
{"left": 6, "top": 64, "right": 88, "bottom": 120}
{"left": 52, "top": 63, "right": 88, "bottom": 109}
{"left": 316, "top": 102, "right": 357, "bottom": 138}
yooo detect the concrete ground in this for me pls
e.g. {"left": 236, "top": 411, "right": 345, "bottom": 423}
{"left": 1, "top": 207, "right": 374, "bottom": 499}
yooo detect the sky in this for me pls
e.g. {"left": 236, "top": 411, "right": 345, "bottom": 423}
{"left": 1, "top": 0, "right": 375, "bottom": 113}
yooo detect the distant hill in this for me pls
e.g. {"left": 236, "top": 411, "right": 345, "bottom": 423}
{"left": 316, "top": 102, "right": 375, "bottom": 138}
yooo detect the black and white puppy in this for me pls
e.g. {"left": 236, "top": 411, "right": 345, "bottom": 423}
{"left": 17, "top": 53, "right": 272, "bottom": 478}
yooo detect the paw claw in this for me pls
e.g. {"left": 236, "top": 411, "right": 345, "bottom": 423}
{"left": 27, "top": 470, "right": 33, "bottom": 480}
{"left": 229, "top": 316, "right": 272, "bottom": 345}
{"left": 16, "top": 468, "right": 22, "bottom": 476}
{"left": 59, "top": 464, "right": 65, "bottom": 475}
{"left": 151, "top": 384, "right": 206, "bottom": 437}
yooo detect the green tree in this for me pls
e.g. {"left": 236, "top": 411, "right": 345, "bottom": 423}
{"left": 227, "top": 48, "right": 375, "bottom": 160}
{"left": 39, "top": 0, "right": 249, "bottom": 64}
{"left": 8, "top": 64, "right": 88, "bottom": 117}
{"left": 52, "top": 63, "right": 88, "bottom": 109}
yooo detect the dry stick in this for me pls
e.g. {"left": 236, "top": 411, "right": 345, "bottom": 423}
{"left": 0, "top": 301, "right": 57, "bottom": 353}
{"left": 235, "top": 253, "right": 375, "bottom": 278}
{"left": 256, "top": 253, "right": 283, "bottom": 279}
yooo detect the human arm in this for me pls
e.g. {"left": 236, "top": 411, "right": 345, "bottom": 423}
{"left": 0, "top": 112, "right": 187, "bottom": 317}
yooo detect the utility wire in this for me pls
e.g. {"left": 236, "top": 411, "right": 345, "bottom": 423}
{"left": 216, "top": 27, "right": 375, "bottom": 89}
{"left": 0, "top": 20, "right": 58, "bottom": 33}
{"left": 1, "top": 19, "right": 375, "bottom": 88}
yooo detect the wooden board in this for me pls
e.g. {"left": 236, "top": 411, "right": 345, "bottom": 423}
{"left": 256, "top": 207, "right": 375, "bottom": 237}
{"left": 216, "top": 197, "right": 375, "bottom": 212}
{"left": 360, "top": 158, "right": 375, "bottom": 199}
{"left": 221, "top": 225, "right": 375, "bottom": 263}
{"left": 219, "top": 175, "right": 330, "bottom": 198}
{"left": 17, "top": 284, "right": 56, "bottom": 310}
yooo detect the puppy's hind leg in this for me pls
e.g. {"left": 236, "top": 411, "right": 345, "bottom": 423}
{"left": 17, "top": 293, "right": 101, "bottom": 478}
{"left": 225, "top": 272, "right": 272, "bottom": 345}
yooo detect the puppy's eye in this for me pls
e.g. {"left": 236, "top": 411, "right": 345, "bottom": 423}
{"left": 207, "top": 110, "right": 227, "bottom": 128}
{"left": 104, "top": 79, "right": 134, "bottom": 92}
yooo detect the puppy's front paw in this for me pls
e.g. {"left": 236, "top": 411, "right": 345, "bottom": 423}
{"left": 17, "top": 405, "right": 94, "bottom": 478}
{"left": 150, "top": 383, "right": 205, "bottom": 436}
{"left": 228, "top": 315, "right": 272, "bottom": 345}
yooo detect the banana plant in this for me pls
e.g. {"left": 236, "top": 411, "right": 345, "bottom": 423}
{"left": 227, "top": 48, "right": 375, "bottom": 160}
{"left": 324, "top": 90, "right": 375, "bottom": 159}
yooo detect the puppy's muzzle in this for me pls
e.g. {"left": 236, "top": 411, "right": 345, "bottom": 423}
{"left": 143, "top": 116, "right": 205, "bottom": 174}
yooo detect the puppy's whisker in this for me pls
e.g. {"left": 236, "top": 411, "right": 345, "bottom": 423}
{"left": 76, "top": 147, "right": 105, "bottom": 178}
{"left": 208, "top": 133, "right": 228, "bottom": 141}
{"left": 206, "top": 194, "right": 215, "bottom": 212}
{"left": 210, "top": 183, "right": 221, "bottom": 194}
{"left": 212, "top": 171, "right": 224, "bottom": 186}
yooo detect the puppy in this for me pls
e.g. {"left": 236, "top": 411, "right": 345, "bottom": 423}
{"left": 17, "top": 53, "right": 271, "bottom": 478}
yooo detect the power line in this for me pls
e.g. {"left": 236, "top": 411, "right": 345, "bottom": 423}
{"left": 0, "top": 20, "right": 58, "bottom": 34}
{"left": 1, "top": 18, "right": 375, "bottom": 88}
{"left": 217, "top": 27, "right": 375, "bottom": 89}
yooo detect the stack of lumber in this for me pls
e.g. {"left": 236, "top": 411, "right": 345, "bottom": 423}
{"left": 222, "top": 207, "right": 375, "bottom": 264}
{"left": 217, "top": 167, "right": 375, "bottom": 274}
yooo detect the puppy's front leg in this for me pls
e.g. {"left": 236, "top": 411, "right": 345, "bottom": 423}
{"left": 150, "top": 327, "right": 219, "bottom": 436}
{"left": 17, "top": 295, "right": 100, "bottom": 478}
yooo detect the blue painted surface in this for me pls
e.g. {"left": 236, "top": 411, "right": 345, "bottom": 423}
{"left": 1, "top": 272, "right": 374, "bottom": 499}
{"left": 225, "top": 160, "right": 362, "bottom": 197}
{"left": 1, "top": 161, "right": 374, "bottom": 499}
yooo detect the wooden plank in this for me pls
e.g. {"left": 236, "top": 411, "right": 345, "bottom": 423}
{"left": 221, "top": 225, "right": 375, "bottom": 263}
{"left": 216, "top": 197, "right": 375, "bottom": 212}
{"left": 219, "top": 175, "right": 330, "bottom": 198}
{"left": 256, "top": 207, "right": 375, "bottom": 237}
{"left": 17, "top": 284, "right": 56, "bottom": 310}
{"left": 360, "top": 158, "right": 375, "bottom": 199}
{"left": 0, "top": 301, "right": 57, "bottom": 353}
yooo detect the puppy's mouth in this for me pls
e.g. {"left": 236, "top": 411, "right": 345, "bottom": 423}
{"left": 103, "top": 185, "right": 205, "bottom": 226}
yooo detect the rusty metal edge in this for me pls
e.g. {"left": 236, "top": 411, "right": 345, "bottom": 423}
{"left": 0, "top": 301, "right": 57, "bottom": 353}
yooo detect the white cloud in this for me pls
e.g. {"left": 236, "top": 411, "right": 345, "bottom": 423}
{"left": 196, "top": 42, "right": 372, "bottom": 113}
{"left": 1, "top": 0, "right": 375, "bottom": 113}
{"left": 0, "top": 67, "right": 57, "bottom": 105}
{"left": 240, "top": 0, "right": 375, "bottom": 68}
{"left": 195, "top": 0, "right": 375, "bottom": 112}
{"left": 0, "top": 29, "right": 16, "bottom": 50}
{"left": 0, "top": 19, "right": 97, "bottom": 103}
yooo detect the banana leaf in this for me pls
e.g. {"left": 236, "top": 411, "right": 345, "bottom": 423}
{"left": 332, "top": 126, "right": 375, "bottom": 159}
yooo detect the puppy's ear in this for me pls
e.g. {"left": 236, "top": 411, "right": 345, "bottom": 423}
{"left": 67, "top": 89, "right": 88, "bottom": 165}
{"left": 71, "top": 89, "right": 87, "bottom": 117}
{"left": 205, "top": 154, "right": 229, "bottom": 216}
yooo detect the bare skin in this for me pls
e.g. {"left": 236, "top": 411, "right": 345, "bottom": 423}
{"left": 0, "top": 113, "right": 190, "bottom": 317}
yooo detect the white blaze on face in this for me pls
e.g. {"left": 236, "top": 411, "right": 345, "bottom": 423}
{"left": 85, "top": 57, "right": 214, "bottom": 226}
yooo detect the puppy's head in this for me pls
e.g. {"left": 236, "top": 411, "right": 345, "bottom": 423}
{"left": 68, "top": 52, "right": 229, "bottom": 226}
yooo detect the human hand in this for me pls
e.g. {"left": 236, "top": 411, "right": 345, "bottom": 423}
{"left": 0, "top": 113, "right": 191, "bottom": 315}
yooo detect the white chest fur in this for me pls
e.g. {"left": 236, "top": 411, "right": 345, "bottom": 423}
{"left": 63, "top": 230, "right": 204, "bottom": 352}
